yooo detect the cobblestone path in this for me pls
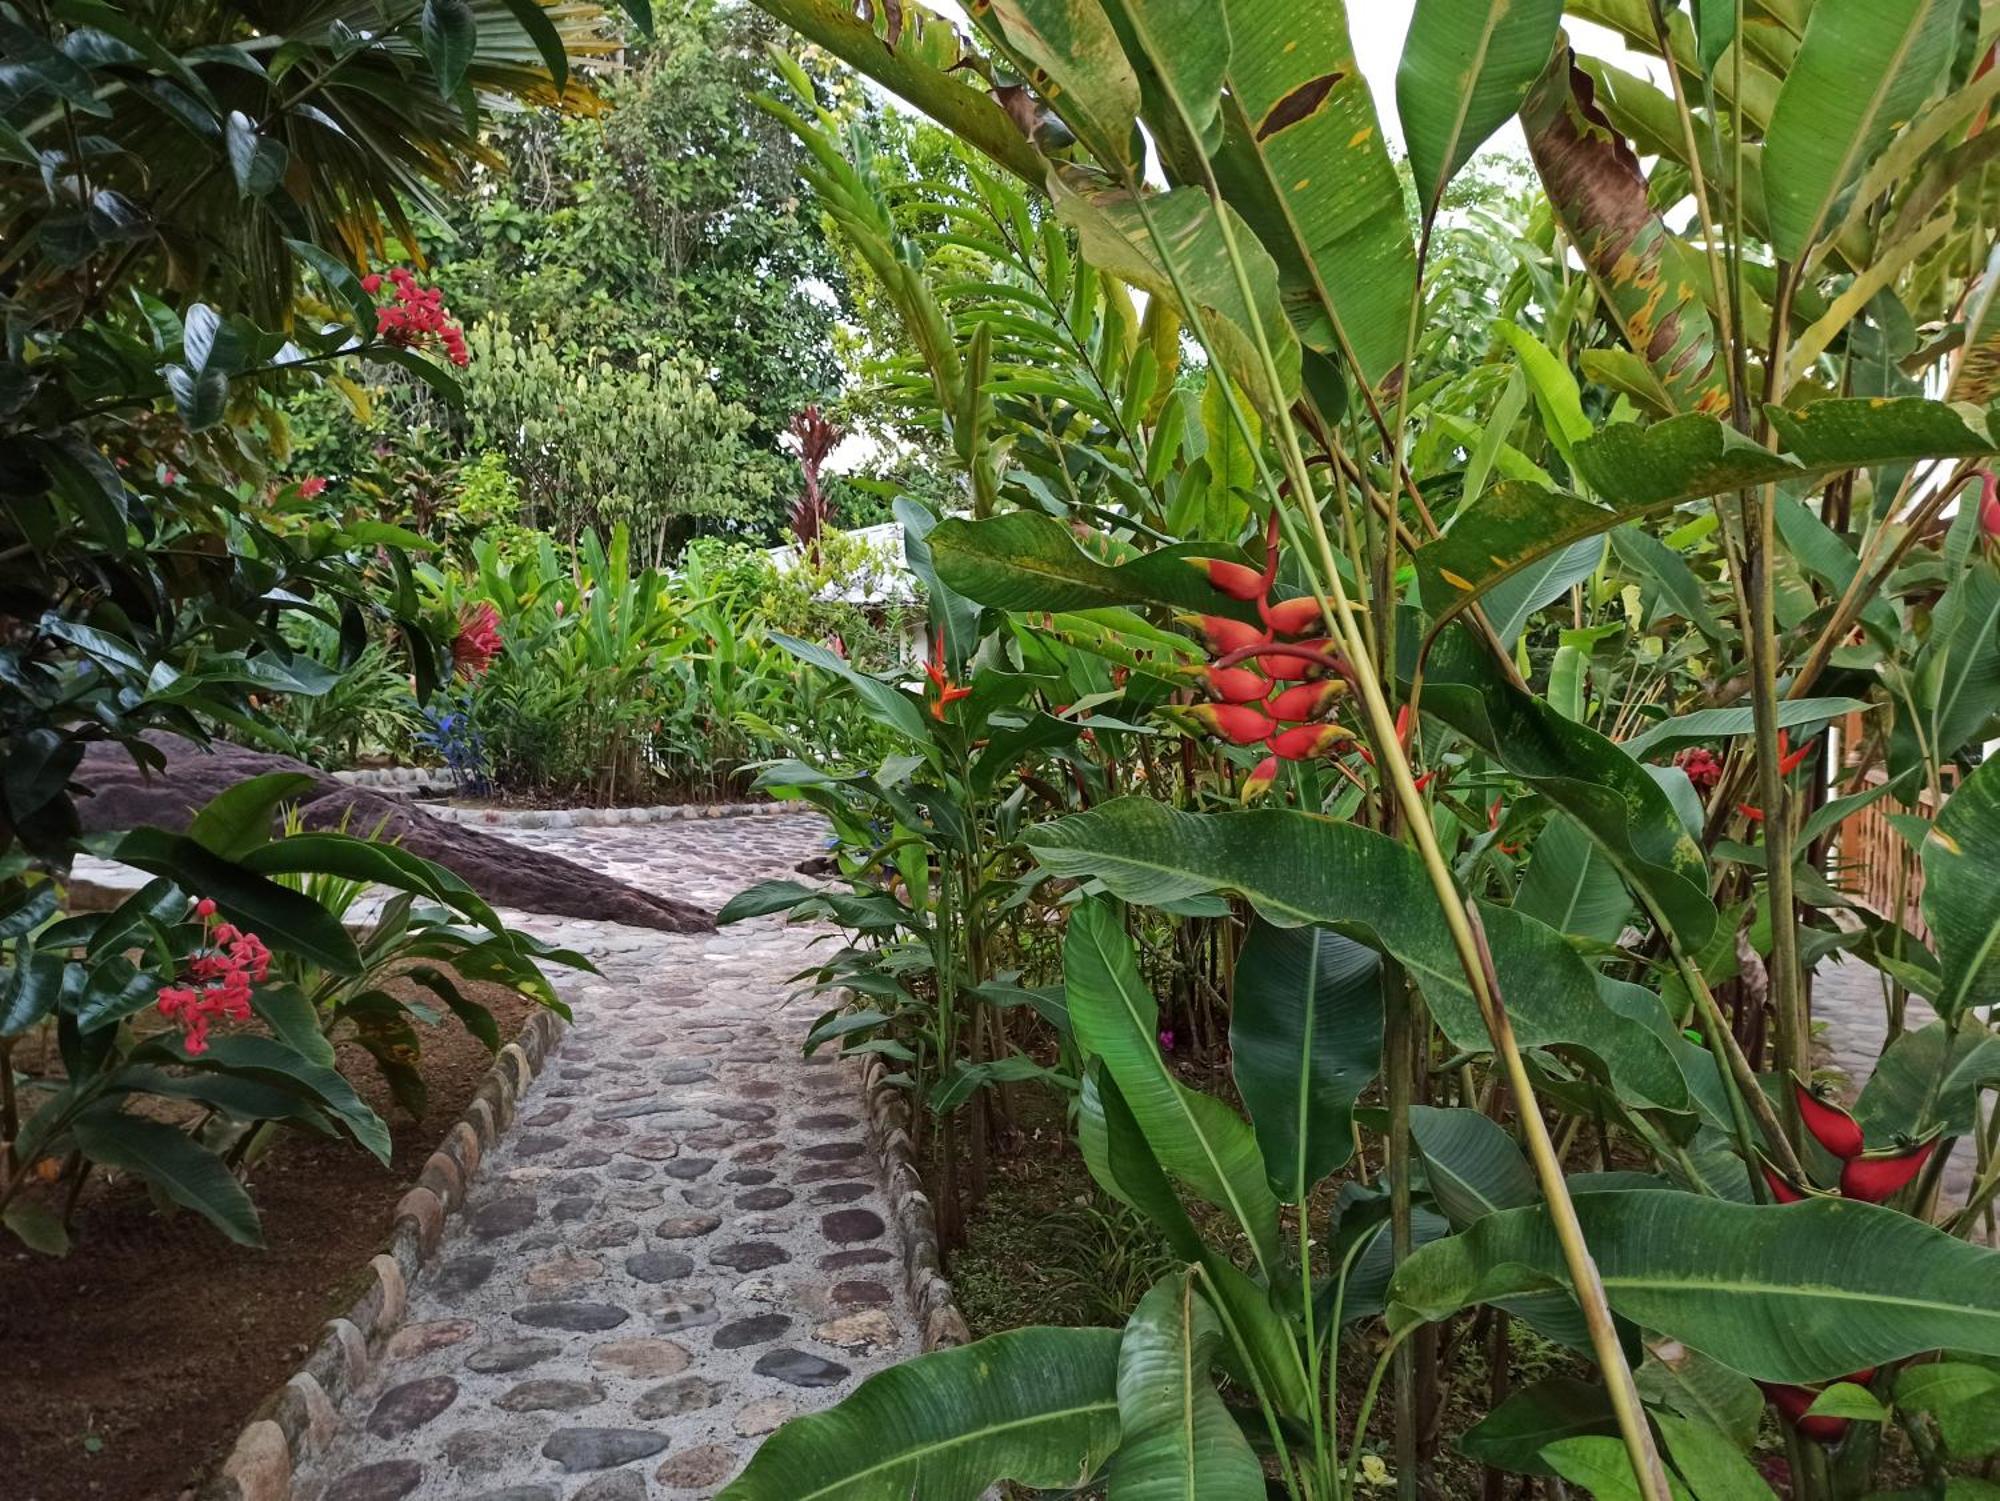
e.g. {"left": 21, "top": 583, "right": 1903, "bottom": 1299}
{"left": 293, "top": 814, "right": 918, "bottom": 1501}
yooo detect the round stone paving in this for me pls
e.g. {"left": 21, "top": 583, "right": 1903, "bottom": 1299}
{"left": 289, "top": 816, "right": 917, "bottom": 1501}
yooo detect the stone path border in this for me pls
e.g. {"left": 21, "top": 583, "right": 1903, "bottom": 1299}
{"left": 426, "top": 803, "right": 815, "bottom": 830}
{"left": 203, "top": 1005, "right": 570, "bottom": 1501}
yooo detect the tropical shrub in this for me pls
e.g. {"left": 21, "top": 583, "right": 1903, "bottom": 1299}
{"left": 715, "top": 2, "right": 2000, "bottom": 1498}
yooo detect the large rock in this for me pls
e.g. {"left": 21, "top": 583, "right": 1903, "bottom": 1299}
{"left": 74, "top": 736, "right": 710, "bottom": 932}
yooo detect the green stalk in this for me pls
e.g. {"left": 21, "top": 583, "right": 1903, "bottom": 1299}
{"left": 1383, "top": 964, "right": 1419, "bottom": 1501}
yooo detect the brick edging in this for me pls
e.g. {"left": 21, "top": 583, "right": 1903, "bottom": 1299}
{"left": 200, "top": 1005, "right": 570, "bottom": 1501}
{"left": 856, "top": 1051, "right": 971, "bottom": 1352}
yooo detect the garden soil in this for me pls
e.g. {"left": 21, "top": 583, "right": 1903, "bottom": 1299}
{"left": 0, "top": 977, "right": 535, "bottom": 1501}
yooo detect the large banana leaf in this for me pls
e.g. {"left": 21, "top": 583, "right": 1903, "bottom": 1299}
{"left": 1516, "top": 817, "right": 1634, "bottom": 946}
{"left": 1231, "top": 920, "right": 1383, "bottom": 1199}
{"left": 1857, "top": 1021, "right": 2000, "bottom": 1139}
{"left": 1209, "top": 0, "right": 1417, "bottom": 386}
{"left": 977, "top": 0, "right": 1141, "bottom": 171}
{"left": 1924, "top": 755, "right": 2000, "bottom": 1018}
{"left": 1388, "top": 1191, "right": 2000, "bottom": 1383}
{"left": 1112, "top": 1273, "right": 1266, "bottom": 1501}
{"left": 1762, "top": 0, "right": 1959, "bottom": 261}
{"left": 1522, "top": 50, "right": 1728, "bottom": 417}
{"left": 1065, "top": 900, "right": 1283, "bottom": 1275}
{"left": 928, "top": 510, "right": 1259, "bottom": 617}
{"left": 1030, "top": 800, "right": 1692, "bottom": 1115}
{"left": 1414, "top": 399, "right": 2000, "bottom": 623}
{"left": 1420, "top": 626, "right": 1716, "bottom": 949}
{"left": 1410, "top": 1105, "right": 1536, "bottom": 1229}
{"left": 717, "top": 1329, "right": 1119, "bottom": 1500}
{"left": 1397, "top": 0, "right": 1566, "bottom": 221}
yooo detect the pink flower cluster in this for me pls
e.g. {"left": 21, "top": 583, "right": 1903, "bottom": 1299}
{"left": 361, "top": 267, "right": 470, "bottom": 367}
{"left": 155, "top": 898, "right": 271, "bottom": 1055}
{"left": 453, "top": 601, "right": 502, "bottom": 677}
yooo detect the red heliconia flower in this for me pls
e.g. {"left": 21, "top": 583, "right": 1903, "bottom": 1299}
{"left": 1776, "top": 730, "right": 1812, "bottom": 777}
{"left": 1257, "top": 638, "right": 1335, "bottom": 681}
{"left": 1840, "top": 1134, "right": 1939, "bottom": 1203}
{"left": 1979, "top": 470, "right": 2000, "bottom": 540}
{"left": 1267, "top": 723, "right": 1346, "bottom": 761}
{"left": 360, "top": 272, "right": 383, "bottom": 293}
{"left": 1267, "top": 679, "right": 1345, "bottom": 723}
{"left": 453, "top": 601, "right": 503, "bottom": 677}
{"left": 1202, "top": 665, "right": 1271, "bottom": 705}
{"left": 1242, "top": 754, "right": 1281, "bottom": 803}
{"left": 1180, "top": 613, "right": 1268, "bottom": 656}
{"left": 1262, "top": 596, "right": 1323, "bottom": 637}
{"left": 1791, "top": 1074, "right": 1865, "bottom": 1159}
{"left": 1758, "top": 1381, "right": 1851, "bottom": 1444}
{"left": 297, "top": 475, "right": 327, "bottom": 499}
{"left": 1188, "top": 556, "right": 1269, "bottom": 602}
{"left": 923, "top": 631, "right": 974, "bottom": 721}
{"left": 1737, "top": 803, "right": 1766, "bottom": 822}
{"left": 1759, "top": 1156, "right": 1811, "bottom": 1205}
{"left": 1188, "top": 702, "right": 1277, "bottom": 746}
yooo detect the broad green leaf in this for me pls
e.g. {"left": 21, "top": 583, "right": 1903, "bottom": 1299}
{"left": 249, "top": 984, "right": 337, "bottom": 1067}
{"left": 1762, "top": 0, "right": 1957, "bottom": 260}
{"left": 1522, "top": 50, "right": 1727, "bottom": 416}
{"left": 1918, "top": 555, "right": 2000, "bottom": 769}
{"left": 3, "top": 1200, "right": 70, "bottom": 1256}
{"left": 770, "top": 632, "right": 931, "bottom": 743}
{"left": 716, "top": 1326, "right": 1120, "bottom": 1499}
{"left": 71, "top": 1109, "right": 262, "bottom": 1246}
{"left": 1078, "top": 1065, "right": 1205, "bottom": 1260}
{"left": 1065, "top": 900, "right": 1282, "bottom": 1276}
{"left": 898, "top": 497, "right": 982, "bottom": 667}
{"left": 1923, "top": 756, "right": 2000, "bottom": 1017}
{"left": 1050, "top": 168, "right": 1299, "bottom": 415}
{"left": 1231, "top": 920, "right": 1382, "bottom": 1199}
{"left": 1112, "top": 1272, "right": 1266, "bottom": 1501}
{"left": 929, "top": 510, "right": 1257, "bottom": 617}
{"left": 239, "top": 832, "right": 502, "bottom": 931}
{"left": 1388, "top": 1191, "right": 2000, "bottom": 1383}
{"left": 1896, "top": 1363, "right": 2000, "bottom": 1457}
{"left": 1620, "top": 699, "right": 1866, "bottom": 761}
{"left": 187, "top": 772, "right": 316, "bottom": 860}
{"left": 1653, "top": 1410, "right": 1779, "bottom": 1499}
{"left": 1212, "top": 0, "right": 1417, "bottom": 386}
{"left": 1610, "top": 525, "right": 1728, "bottom": 645}
{"left": 980, "top": 0, "right": 1140, "bottom": 169}
{"left": 1483, "top": 535, "right": 1605, "bottom": 648}
{"left": 1030, "top": 801, "right": 1691, "bottom": 1115}
{"left": 1420, "top": 627, "right": 1717, "bottom": 950}
{"left": 1857, "top": 1020, "right": 2000, "bottom": 1141}
{"left": 1517, "top": 816, "right": 1633, "bottom": 946}
{"left": 1801, "top": 1383, "right": 1889, "bottom": 1421}
{"left": 420, "top": 0, "right": 477, "bottom": 96}
{"left": 1636, "top": 1344, "right": 1764, "bottom": 1452}
{"left": 187, "top": 1034, "right": 391, "bottom": 1164}
{"left": 92, "top": 830, "right": 360, "bottom": 975}
{"left": 1459, "top": 1376, "right": 1617, "bottom": 1477}
{"left": 1410, "top": 1105, "right": 1535, "bottom": 1229}
{"left": 1398, "top": 0, "right": 1565, "bottom": 219}
{"left": 1542, "top": 1436, "right": 1694, "bottom": 1501}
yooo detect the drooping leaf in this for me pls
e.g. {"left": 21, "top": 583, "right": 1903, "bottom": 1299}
{"left": 187, "top": 772, "right": 316, "bottom": 860}
{"left": 1762, "top": 0, "right": 1958, "bottom": 260}
{"left": 979, "top": 0, "right": 1140, "bottom": 169}
{"left": 1482, "top": 534, "right": 1605, "bottom": 648}
{"left": 1619, "top": 699, "right": 1867, "bottom": 761}
{"left": 70, "top": 1109, "right": 262, "bottom": 1246}
{"left": 929, "top": 510, "right": 1257, "bottom": 617}
{"left": 1112, "top": 1272, "right": 1266, "bottom": 1501}
{"left": 1653, "top": 1410, "right": 1779, "bottom": 1500}
{"left": 1078, "top": 1064, "right": 1205, "bottom": 1260}
{"left": 1389, "top": 1191, "right": 2000, "bottom": 1383}
{"left": 186, "top": 1034, "right": 391, "bottom": 1164}
{"left": 1522, "top": 50, "right": 1727, "bottom": 416}
{"left": 1516, "top": 816, "right": 1633, "bottom": 946}
{"left": 1459, "top": 1376, "right": 1618, "bottom": 1477}
{"left": 715, "top": 1326, "right": 1121, "bottom": 1499}
{"left": 1410, "top": 1105, "right": 1536, "bottom": 1229}
{"left": 1231, "top": 920, "right": 1383, "bottom": 1199}
{"left": 1397, "top": 0, "right": 1566, "bottom": 219}
{"left": 1209, "top": 0, "right": 1418, "bottom": 386}
{"left": 769, "top": 632, "right": 931, "bottom": 742}
{"left": 1923, "top": 756, "right": 2000, "bottom": 1017}
{"left": 420, "top": 0, "right": 478, "bottom": 96}
{"left": 1064, "top": 900, "right": 1282, "bottom": 1275}
{"left": 1029, "top": 800, "right": 1691, "bottom": 1115}
{"left": 1857, "top": 1020, "right": 2000, "bottom": 1140}
{"left": 1636, "top": 1344, "right": 1764, "bottom": 1452}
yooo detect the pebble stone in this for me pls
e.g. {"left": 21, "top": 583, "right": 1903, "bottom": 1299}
{"left": 287, "top": 818, "right": 916, "bottom": 1501}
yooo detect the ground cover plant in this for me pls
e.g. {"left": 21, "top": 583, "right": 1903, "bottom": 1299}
{"left": 713, "top": 2, "right": 2000, "bottom": 1498}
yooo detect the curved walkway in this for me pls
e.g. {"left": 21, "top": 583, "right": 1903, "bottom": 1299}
{"left": 293, "top": 816, "right": 917, "bottom": 1501}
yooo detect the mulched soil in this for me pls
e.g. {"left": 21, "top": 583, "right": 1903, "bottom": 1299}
{"left": 0, "top": 975, "right": 535, "bottom": 1501}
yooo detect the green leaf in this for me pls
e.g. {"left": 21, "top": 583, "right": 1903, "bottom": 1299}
{"left": 1419, "top": 626, "right": 1717, "bottom": 950}
{"left": 1516, "top": 816, "right": 1633, "bottom": 946}
{"left": 1917, "top": 554, "right": 2000, "bottom": 768}
{"left": 2, "top": 1200, "right": 70, "bottom": 1256}
{"left": 1654, "top": 1411, "right": 1779, "bottom": 1500}
{"left": 1459, "top": 1376, "right": 1617, "bottom": 1478}
{"left": 1078, "top": 1064, "right": 1204, "bottom": 1261}
{"left": 249, "top": 983, "right": 337, "bottom": 1067}
{"left": 1029, "top": 800, "right": 1691, "bottom": 1116}
{"left": 187, "top": 1034, "right": 391, "bottom": 1163}
{"left": 421, "top": 0, "right": 477, "bottom": 96}
{"left": 1953, "top": 244, "right": 2000, "bottom": 404}
{"left": 71, "top": 1109, "right": 262, "bottom": 1245}
{"left": 1049, "top": 167, "right": 1299, "bottom": 415}
{"left": 1522, "top": 49, "right": 1727, "bottom": 416}
{"left": 1802, "top": 1383, "right": 1889, "bottom": 1422}
{"left": 1064, "top": 900, "right": 1282, "bottom": 1276}
{"left": 1482, "top": 535, "right": 1605, "bottom": 648}
{"left": 1389, "top": 1191, "right": 2000, "bottom": 1382}
{"left": 188, "top": 772, "right": 316, "bottom": 859}
{"left": 493, "top": 0, "right": 567, "bottom": 94}
{"left": 714, "top": 1326, "right": 1122, "bottom": 1500}
{"left": 1397, "top": 0, "right": 1565, "bottom": 219}
{"left": 238, "top": 833, "right": 500, "bottom": 929}
{"left": 1924, "top": 756, "right": 2000, "bottom": 1017}
{"left": 1621, "top": 699, "right": 1867, "bottom": 761}
{"left": 1762, "top": 0, "right": 1958, "bottom": 260}
{"left": 1636, "top": 1344, "right": 1764, "bottom": 1452}
{"left": 1610, "top": 525, "right": 1728, "bottom": 645}
{"left": 1113, "top": 1271, "right": 1266, "bottom": 1501}
{"left": 223, "top": 110, "right": 286, "bottom": 197}
{"left": 1896, "top": 1363, "right": 2000, "bottom": 1457}
{"left": 1208, "top": 0, "right": 1417, "bottom": 387}
{"left": 285, "top": 238, "right": 379, "bottom": 333}
{"left": 770, "top": 632, "right": 931, "bottom": 743}
{"left": 929, "top": 511, "right": 1257, "bottom": 617}
{"left": 1410, "top": 1105, "right": 1536, "bottom": 1229}
{"left": 1855, "top": 1020, "right": 2000, "bottom": 1140}
{"left": 980, "top": 0, "right": 1139, "bottom": 169}
{"left": 1542, "top": 1436, "right": 1693, "bottom": 1501}
{"left": 1231, "top": 920, "right": 1382, "bottom": 1199}
{"left": 93, "top": 830, "right": 361, "bottom": 975}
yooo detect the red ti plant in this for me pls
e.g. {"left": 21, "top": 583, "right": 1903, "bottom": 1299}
{"left": 788, "top": 404, "right": 840, "bottom": 561}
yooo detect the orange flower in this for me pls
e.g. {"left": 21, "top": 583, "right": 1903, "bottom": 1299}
{"left": 923, "top": 632, "right": 973, "bottom": 721}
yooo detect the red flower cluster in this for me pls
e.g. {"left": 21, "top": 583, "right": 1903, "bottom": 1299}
{"left": 1761, "top": 1074, "right": 1940, "bottom": 1206}
{"left": 924, "top": 631, "right": 972, "bottom": 721}
{"left": 155, "top": 898, "right": 270, "bottom": 1055}
{"left": 1673, "top": 744, "right": 1721, "bottom": 792}
{"left": 297, "top": 475, "right": 327, "bottom": 500}
{"left": 362, "top": 267, "right": 469, "bottom": 367}
{"left": 453, "top": 601, "right": 503, "bottom": 677}
{"left": 1178, "top": 517, "right": 1359, "bottom": 798}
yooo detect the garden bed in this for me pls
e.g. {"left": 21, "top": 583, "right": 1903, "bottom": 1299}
{"left": 0, "top": 975, "right": 534, "bottom": 1501}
